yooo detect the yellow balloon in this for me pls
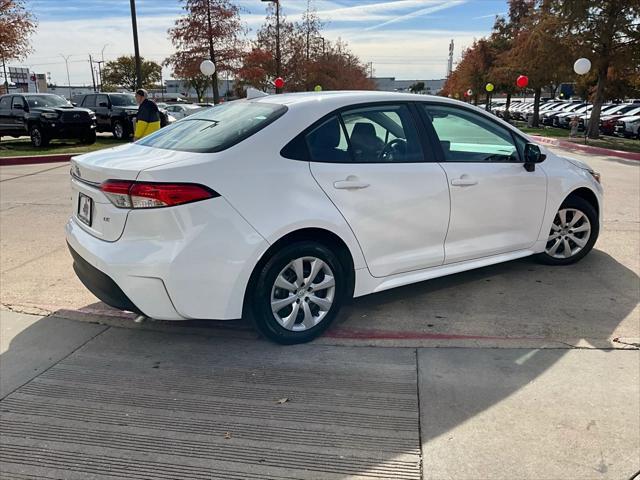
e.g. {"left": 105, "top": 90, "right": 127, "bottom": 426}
{"left": 485, "top": 83, "right": 494, "bottom": 92}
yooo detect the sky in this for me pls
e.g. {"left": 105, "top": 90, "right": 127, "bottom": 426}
{"left": 18, "top": 0, "right": 508, "bottom": 87}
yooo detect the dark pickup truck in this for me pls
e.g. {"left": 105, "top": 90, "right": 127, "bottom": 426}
{"left": 74, "top": 92, "right": 139, "bottom": 140}
{"left": 0, "top": 93, "right": 97, "bottom": 147}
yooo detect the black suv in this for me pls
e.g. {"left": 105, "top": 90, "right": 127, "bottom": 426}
{"left": 74, "top": 93, "right": 139, "bottom": 140}
{"left": 0, "top": 93, "right": 96, "bottom": 147}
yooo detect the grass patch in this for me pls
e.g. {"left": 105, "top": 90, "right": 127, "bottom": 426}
{"left": 514, "top": 122, "right": 640, "bottom": 154}
{"left": 0, "top": 136, "right": 127, "bottom": 158}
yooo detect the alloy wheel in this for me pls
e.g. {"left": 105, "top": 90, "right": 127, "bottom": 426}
{"left": 545, "top": 208, "right": 592, "bottom": 259}
{"left": 31, "top": 128, "right": 42, "bottom": 147}
{"left": 114, "top": 122, "right": 124, "bottom": 139}
{"left": 270, "top": 256, "right": 336, "bottom": 331}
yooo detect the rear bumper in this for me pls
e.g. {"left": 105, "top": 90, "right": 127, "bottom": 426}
{"left": 68, "top": 243, "right": 143, "bottom": 315}
{"left": 65, "top": 197, "right": 269, "bottom": 321}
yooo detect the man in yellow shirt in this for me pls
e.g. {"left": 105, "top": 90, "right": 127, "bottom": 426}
{"left": 133, "top": 89, "right": 161, "bottom": 140}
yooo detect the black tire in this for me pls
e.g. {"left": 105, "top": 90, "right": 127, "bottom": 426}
{"left": 536, "top": 195, "right": 599, "bottom": 265}
{"left": 112, "top": 119, "right": 127, "bottom": 140}
{"left": 30, "top": 125, "right": 50, "bottom": 147}
{"left": 250, "top": 241, "right": 346, "bottom": 345}
{"left": 80, "top": 129, "right": 96, "bottom": 144}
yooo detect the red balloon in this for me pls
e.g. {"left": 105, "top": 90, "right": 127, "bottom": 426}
{"left": 516, "top": 75, "right": 529, "bottom": 88}
{"left": 274, "top": 77, "right": 285, "bottom": 89}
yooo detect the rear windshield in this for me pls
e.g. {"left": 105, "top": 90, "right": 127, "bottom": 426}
{"left": 137, "top": 101, "right": 287, "bottom": 153}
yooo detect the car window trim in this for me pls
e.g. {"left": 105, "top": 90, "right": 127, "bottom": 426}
{"left": 417, "top": 101, "right": 527, "bottom": 164}
{"left": 283, "top": 101, "right": 433, "bottom": 164}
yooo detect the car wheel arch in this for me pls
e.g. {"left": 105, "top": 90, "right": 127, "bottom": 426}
{"left": 566, "top": 187, "right": 599, "bottom": 217}
{"left": 242, "top": 227, "right": 356, "bottom": 317}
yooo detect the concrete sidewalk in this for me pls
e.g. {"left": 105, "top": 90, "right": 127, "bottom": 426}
{"left": 1, "top": 310, "right": 638, "bottom": 479}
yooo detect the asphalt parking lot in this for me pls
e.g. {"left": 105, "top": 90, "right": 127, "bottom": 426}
{"left": 1, "top": 147, "right": 639, "bottom": 479}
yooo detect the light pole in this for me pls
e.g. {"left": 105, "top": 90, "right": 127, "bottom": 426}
{"left": 60, "top": 54, "right": 72, "bottom": 100}
{"left": 574, "top": 57, "right": 591, "bottom": 144}
{"left": 261, "top": 0, "right": 281, "bottom": 93}
{"left": 130, "top": 0, "right": 142, "bottom": 90}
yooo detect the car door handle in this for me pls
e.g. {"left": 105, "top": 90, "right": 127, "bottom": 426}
{"left": 334, "top": 178, "right": 370, "bottom": 190}
{"left": 450, "top": 176, "right": 478, "bottom": 187}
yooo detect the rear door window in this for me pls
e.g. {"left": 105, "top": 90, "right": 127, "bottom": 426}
{"left": 82, "top": 95, "right": 96, "bottom": 108}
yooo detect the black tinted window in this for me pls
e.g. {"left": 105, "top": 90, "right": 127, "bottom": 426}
{"left": 305, "top": 116, "right": 350, "bottom": 162}
{"left": 340, "top": 104, "right": 424, "bottom": 163}
{"left": 96, "top": 94, "right": 109, "bottom": 107}
{"left": 0, "top": 97, "right": 10, "bottom": 109}
{"left": 82, "top": 95, "right": 96, "bottom": 107}
{"left": 12, "top": 97, "right": 26, "bottom": 109}
{"left": 110, "top": 94, "right": 137, "bottom": 106}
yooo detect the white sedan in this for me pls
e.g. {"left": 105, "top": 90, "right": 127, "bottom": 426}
{"left": 66, "top": 91, "right": 603, "bottom": 344}
{"left": 163, "top": 103, "right": 203, "bottom": 119}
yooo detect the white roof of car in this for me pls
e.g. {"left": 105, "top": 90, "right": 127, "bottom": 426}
{"left": 251, "top": 90, "right": 455, "bottom": 107}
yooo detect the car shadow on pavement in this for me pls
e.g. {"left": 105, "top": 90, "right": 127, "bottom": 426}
{"left": 0, "top": 248, "right": 637, "bottom": 479}
{"left": 337, "top": 248, "right": 639, "bottom": 346}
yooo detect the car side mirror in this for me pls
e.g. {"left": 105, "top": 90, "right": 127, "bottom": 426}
{"left": 523, "top": 143, "right": 546, "bottom": 172}
{"left": 72, "top": 102, "right": 77, "bottom": 107}
{"left": 98, "top": 102, "right": 109, "bottom": 107}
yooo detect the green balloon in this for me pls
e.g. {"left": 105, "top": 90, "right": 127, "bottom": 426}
{"left": 314, "top": 85, "right": 322, "bottom": 92}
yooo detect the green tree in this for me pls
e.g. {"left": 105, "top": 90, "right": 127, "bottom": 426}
{"left": 102, "top": 56, "right": 161, "bottom": 91}
{"left": 560, "top": 0, "right": 640, "bottom": 138}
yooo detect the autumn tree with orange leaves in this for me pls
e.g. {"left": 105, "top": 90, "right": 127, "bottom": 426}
{"left": 165, "top": 0, "right": 246, "bottom": 103}
{"left": 237, "top": 2, "right": 373, "bottom": 93}
{"left": 0, "top": 0, "right": 37, "bottom": 92}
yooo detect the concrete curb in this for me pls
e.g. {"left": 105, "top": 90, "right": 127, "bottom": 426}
{"left": 0, "top": 153, "right": 72, "bottom": 166}
{"left": 529, "top": 135, "right": 640, "bottom": 161}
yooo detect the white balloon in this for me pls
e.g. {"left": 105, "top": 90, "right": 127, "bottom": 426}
{"left": 200, "top": 60, "right": 216, "bottom": 76}
{"left": 574, "top": 58, "right": 591, "bottom": 75}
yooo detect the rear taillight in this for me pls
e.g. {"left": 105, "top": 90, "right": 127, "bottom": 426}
{"left": 100, "top": 180, "right": 218, "bottom": 209}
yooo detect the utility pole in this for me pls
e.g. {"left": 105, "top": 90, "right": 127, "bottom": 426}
{"left": 1, "top": 56, "right": 9, "bottom": 93}
{"left": 205, "top": 0, "right": 220, "bottom": 104}
{"left": 261, "top": 0, "right": 281, "bottom": 93}
{"left": 130, "top": 0, "right": 142, "bottom": 90}
{"left": 95, "top": 61, "right": 104, "bottom": 91}
{"left": 446, "top": 39, "right": 454, "bottom": 78}
{"left": 60, "top": 54, "right": 72, "bottom": 100}
{"left": 368, "top": 62, "right": 373, "bottom": 79}
{"left": 89, "top": 55, "right": 96, "bottom": 91}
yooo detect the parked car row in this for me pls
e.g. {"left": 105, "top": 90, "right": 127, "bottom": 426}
{"left": 489, "top": 98, "right": 640, "bottom": 139}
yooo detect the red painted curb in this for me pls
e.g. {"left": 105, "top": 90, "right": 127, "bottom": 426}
{"left": 0, "top": 153, "right": 72, "bottom": 166}
{"left": 529, "top": 135, "right": 640, "bottom": 161}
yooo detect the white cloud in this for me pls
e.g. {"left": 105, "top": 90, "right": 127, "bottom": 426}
{"left": 365, "top": 0, "right": 466, "bottom": 30}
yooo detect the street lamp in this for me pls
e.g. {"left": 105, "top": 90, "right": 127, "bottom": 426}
{"left": 574, "top": 58, "right": 591, "bottom": 143}
{"left": 261, "top": 0, "right": 281, "bottom": 93}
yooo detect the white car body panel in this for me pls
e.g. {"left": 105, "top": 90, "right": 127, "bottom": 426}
{"left": 310, "top": 161, "right": 450, "bottom": 277}
{"left": 438, "top": 161, "right": 547, "bottom": 263}
{"left": 66, "top": 91, "right": 603, "bottom": 321}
